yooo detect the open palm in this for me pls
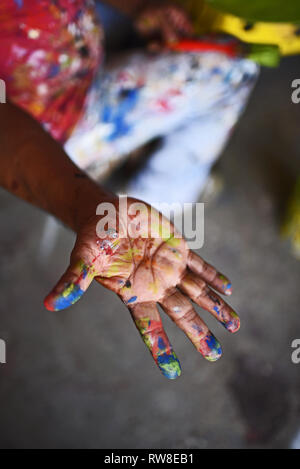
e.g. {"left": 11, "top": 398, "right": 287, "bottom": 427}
{"left": 44, "top": 198, "right": 239, "bottom": 379}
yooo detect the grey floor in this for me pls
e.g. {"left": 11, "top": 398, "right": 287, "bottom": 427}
{"left": 0, "top": 56, "right": 300, "bottom": 449}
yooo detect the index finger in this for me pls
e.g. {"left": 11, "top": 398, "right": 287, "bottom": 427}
{"left": 168, "top": 6, "right": 194, "bottom": 36}
{"left": 188, "top": 251, "right": 233, "bottom": 296}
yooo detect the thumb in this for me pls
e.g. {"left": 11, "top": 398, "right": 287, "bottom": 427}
{"left": 147, "top": 40, "right": 164, "bottom": 52}
{"left": 161, "top": 21, "right": 179, "bottom": 46}
{"left": 44, "top": 258, "right": 95, "bottom": 311}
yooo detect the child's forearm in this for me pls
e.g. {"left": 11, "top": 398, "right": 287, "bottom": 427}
{"left": 0, "top": 103, "right": 115, "bottom": 232}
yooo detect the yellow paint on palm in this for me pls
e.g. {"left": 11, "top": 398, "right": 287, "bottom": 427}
{"left": 161, "top": 263, "right": 174, "bottom": 276}
{"left": 120, "top": 248, "right": 141, "bottom": 262}
{"left": 165, "top": 234, "right": 181, "bottom": 248}
{"left": 105, "top": 260, "right": 132, "bottom": 277}
{"left": 148, "top": 281, "right": 159, "bottom": 295}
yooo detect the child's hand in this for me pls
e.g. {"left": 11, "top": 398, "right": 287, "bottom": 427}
{"left": 44, "top": 198, "right": 239, "bottom": 379}
{"left": 135, "top": 3, "right": 194, "bottom": 48}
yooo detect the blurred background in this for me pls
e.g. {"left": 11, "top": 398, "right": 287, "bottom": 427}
{"left": 0, "top": 2, "right": 300, "bottom": 449}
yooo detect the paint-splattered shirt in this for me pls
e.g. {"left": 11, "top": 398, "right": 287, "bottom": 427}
{"left": 0, "top": 0, "right": 103, "bottom": 142}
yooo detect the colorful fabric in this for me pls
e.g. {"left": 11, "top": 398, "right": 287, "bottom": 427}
{"left": 0, "top": 0, "right": 103, "bottom": 142}
{"left": 65, "top": 48, "right": 258, "bottom": 193}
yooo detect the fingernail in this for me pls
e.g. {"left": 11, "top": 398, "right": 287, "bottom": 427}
{"left": 44, "top": 296, "right": 56, "bottom": 311}
{"left": 200, "top": 333, "right": 222, "bottom": 362}
{"left": 225, "top": 311, "right": 240, "bottom": 333}
{"left": 157, "top": 351, "right": 182, "bottom": 379}
{"left": 44, "top": 283, "right": 84, "bottom": 311}
{"left": 218, "top": 274, "right": 232, "bottom": 295}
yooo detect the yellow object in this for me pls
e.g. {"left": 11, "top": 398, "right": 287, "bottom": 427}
{"left": 281, "top": 177, "right": 300, "bottom": 260}
{"left": 177, "top": 0, "right": 300, "bottom": 56}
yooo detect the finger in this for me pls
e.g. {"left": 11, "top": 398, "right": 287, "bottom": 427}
{"left": 130, "top": 302, "right": 181, "bottom": 379}
{"left": 147, "top": 40, "right": 164, "bottom": 52}
{"left": 135, "top": 12, "right": 159, "bottom": 37}
{"left": 188, "top": 251, "right": 233, "bottom": 296}
{"left": 160, "top": 290, "right": 222, "bottom": 362}
{"left": 44, "top": 259, "right": 95, "bottom": 311}
{"left": 160, "top": 19, "right": 179, "bottom": 44}
{"left": 168, "top": 7, "right": 194, "bottom": 36}
{"left": 179, "top": 272, "right": 240, "bottom": 333}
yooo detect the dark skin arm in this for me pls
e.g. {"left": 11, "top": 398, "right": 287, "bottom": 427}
{"left": 0, "top": 103, "right": 239, "bottom": 380}
{"left": 0, "top": 102, "right": 112, "bottom": 232}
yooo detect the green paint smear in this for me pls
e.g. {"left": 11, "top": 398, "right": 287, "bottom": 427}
{"left": 207, "top": 0, "right": 300, "bottom": 23}
{"left": 157, "top": 352, "right": 182, "bottom": 379}
{"left": 135, "top": 318, "right": 181, "bottom": 379}
{"left": 164, "top": 233, "right": 181, "bottom": 248}
{"left": 135, "top": 318, "right": 152, "bottom": 350}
